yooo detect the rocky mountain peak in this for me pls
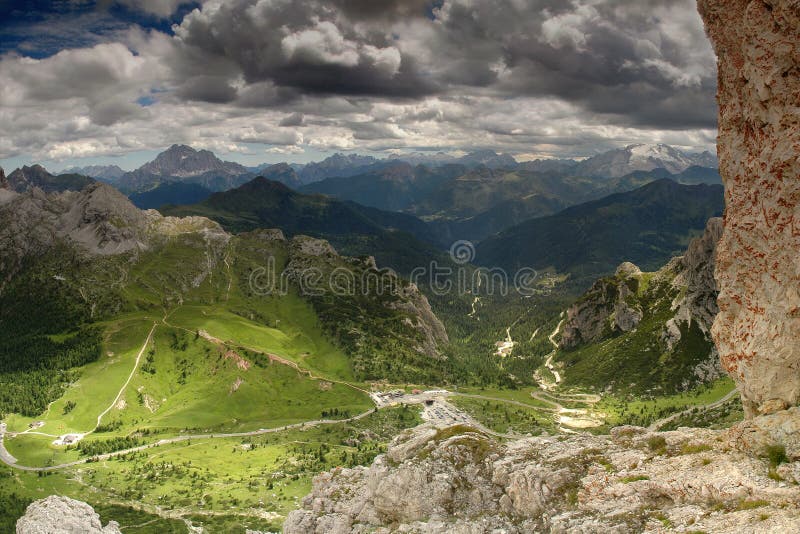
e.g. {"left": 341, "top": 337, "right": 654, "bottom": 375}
{"left": 0, "top": 182, "right": 226, "bottom": 277}
{"left": 575, "top": 144, "right": 717, "bottom": 178}
{"left": 559, "top": 216, "right": 723, "bottom": 382}
{"left": 133, "top": 144, "right": 247, "bottom": 180}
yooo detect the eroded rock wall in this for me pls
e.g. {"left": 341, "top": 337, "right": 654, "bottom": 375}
{"left": 699, "top": 0, "right": 800, "bottom": 417}
{"left": 285, "top": 423, "right": 800, "bottom": 533}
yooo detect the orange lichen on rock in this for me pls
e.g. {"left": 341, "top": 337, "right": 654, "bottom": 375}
{"left": 698, "top": 0, "right": 800, "bottom": 417}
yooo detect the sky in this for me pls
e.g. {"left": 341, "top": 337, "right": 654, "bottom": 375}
{"left": 0, "top": 0, "right": 719, "bottom": 172}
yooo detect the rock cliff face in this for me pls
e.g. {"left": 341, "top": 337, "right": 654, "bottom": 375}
{"left": 558, "top": 219, "right": 723, "bottom": 391}
{"left": 559, "top": 262, "right": 645, "bottom": 349}
{"left": 0, "top": 182, "right": 228, "bottom": 291}
{"left": 285, "top": 423, "right": 800, "bottom": 533}
{"left": 698, "top": 0, "right": 800, "bottom": 417}
{"left": 16, "top": 496, "right": 121, "bottom": 533}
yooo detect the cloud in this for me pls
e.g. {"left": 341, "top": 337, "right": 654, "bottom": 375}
{"left": 281, "top": 20, "right": 361, "bottom": 68}
{"left": 279, "top": 112, "right": 305, "bottom": 127}
{"left": 0, "top": 0, "right": 719, "bottom": 164}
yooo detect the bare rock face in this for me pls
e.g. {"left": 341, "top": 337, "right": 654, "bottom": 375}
{"left": 662, "top": 217, "right": 723, "bottom": 352}
{"left": 286, "top": 424, "right": 800, "bottom": 533}
{"left": 16, "top": 496, "right": 121, "bottom": 533}
{"left": 559, "top": 263, "right": 644, "bottom": 349}
{"left": 698, "top": 0, "right": 800, "bottom": 417}
{"left": 0, "top": 167, "right": 7, "bottom": 189}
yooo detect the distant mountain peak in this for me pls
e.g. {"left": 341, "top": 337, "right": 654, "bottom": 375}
{"left": 574, "top": 143, "right": 717, "bottom": 178}
{"left": 61, "top": 164, "right": 126, "bottom": 182}
{"left": 6, "top": 165, "right": 94, "bottom": 194}
{"left": 135, "top": 144, "right": 248, "bottom": 178}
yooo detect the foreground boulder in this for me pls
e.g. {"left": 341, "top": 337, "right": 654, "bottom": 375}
{"left": 699, "top": 0, "right": 800, "bottom": 416}
{"left": 16, "top": 496, "right": 121, "bottom": 533}
{"left": 285, "top": 423, "right": 800, "bottom": 533}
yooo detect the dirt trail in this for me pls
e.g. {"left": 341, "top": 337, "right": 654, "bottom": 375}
{"left": 542, "top": 317, "right": 565, "bottom": 388}
{"left": 92, "top": 321, "right": 158, "bottom": 434}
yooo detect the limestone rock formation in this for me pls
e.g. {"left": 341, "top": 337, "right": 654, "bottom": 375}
{"left": 662, "top": 217, "right": 723, "bottom": 352}
{"left": 561, "top": 218, "right": 723, "bottom": 355}
{"left": 283, "top": 235, "right": 448, "bottom": 358}
{"left": 0, "top": 182, "right": 228, "bottom": 292}
{"left": 285, "top": 423, "right": 800, "bottom": 533}
{"left": 698, "top": 0, "right": 800, "bottom": 417}
{"left": 559, "top": 262, "right": 644, "bottom": 349}
{"left": 16, "top": 496, "right": 121, "bottom": 533}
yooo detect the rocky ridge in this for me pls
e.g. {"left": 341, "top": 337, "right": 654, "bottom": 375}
{"left": 5, "top": 164, "right": 95, "bottom": 193}
{"left": 560, "top": 218, "right": 722, "bottom": 364}
{"left": 700, "top": 0, "right": 800, "bottom": 417}
{"left": 284, "top": 422, "right": 800, "bottom": 533}
{"left": 0, "top": 182, "right": 228, "bottom": 290}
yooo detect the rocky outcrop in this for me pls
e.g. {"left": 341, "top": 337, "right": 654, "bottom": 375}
{"left": 389, "top": 282, "right": 450, "bottom": 356}
{"left": 16, "top": 496, "right": 121, "bottom": 533}
{"left": 0, "top": 182, "right": 228, "bottom": 288}
{"left": 662, "top": 217, "right": 723, "bottom": 351}
{"left": 556, "top": 219, "right": 724, "bottom": 392}
{"left": 284, "top": 235, "right": 448, "bottom": 358}
{"left": 0, "top": 182, "right": 227, "bottom": 257}
{"left": 0, "top": 167, "right": 7, "bottom": 189}
{"left": 559, "top": 262, "right": 644, "bottom": 349}
{"left": 286, "top": 423, "right": 800, "bottom": 533}
{"left": 562, "top": 218, "right": 723, "bottom": 355}
{"left": 699, "top": 0, "right": 800, "bottom": 417}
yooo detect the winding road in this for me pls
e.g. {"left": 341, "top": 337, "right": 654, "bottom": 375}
{"left": 0, "top": 409, "right": 378, "bottom": 472}
{"left": 542, "top": 317, "right": 565, "bottom": 388}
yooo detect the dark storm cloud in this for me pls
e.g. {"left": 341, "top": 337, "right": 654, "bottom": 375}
{"left": 0, "top": 0, "right": 718, "bottom": 161}
{"left": 326, "top": 0, "right": 435, "bottom": 20}
{"left": 279, "top": 113, "right": 305, "bottom": 127}
{"left": 161, "top": 0, "right": 715, "bottom": 129}
{"left": 171, "top": 0, "right": 439, "bottom": 100}
{"left": 424, "top": 0, "right": 717, "bottom": 128}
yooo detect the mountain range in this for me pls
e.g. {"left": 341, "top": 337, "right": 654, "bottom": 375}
{"left": 571, "top": 143, "right": 717, "bottom": 177}
{"left": 160, "top": 176, "right": 444, "bottom": 274}
{"left": 2, "top": 165, "right": 95, "bottom": 194}
{"left": 61, "top": 164, "right": 126, "bottom": 182}
{"left": 0, "top": 142, "right": 723, "bottom": 284}
{"left": 476, "top": 178, "right": 724, "bottom": 281}
{"left": 115, "top": 144, "right": 253, "bottom": 194}
{"left": 303, "top": 159, "right": 720, "bottom": 242}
